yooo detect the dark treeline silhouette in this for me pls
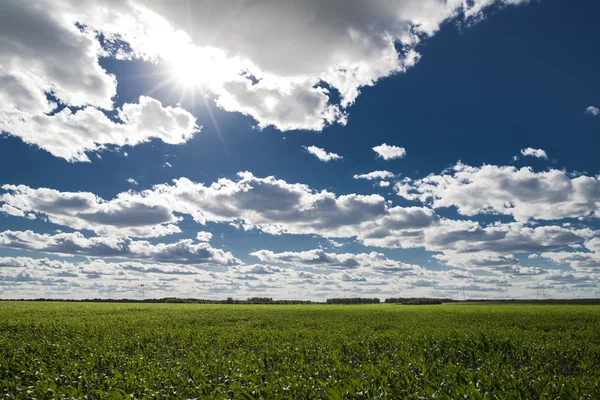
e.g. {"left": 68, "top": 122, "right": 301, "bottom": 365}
{"left": 226, "top": 297, "right": 313, "bottom": 305}
{"left": 326, "top": 297, "right": 380, "bottom": 304}
{"left": 385, "top": 297, "right": 452, "bottom": 305}
{"left": 0, "top": 297, "right": 314, "bottom": 304}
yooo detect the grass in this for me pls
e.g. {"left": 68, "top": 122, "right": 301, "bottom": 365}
{"left": 1, "top": 302, "right": 599, "bottom": 399}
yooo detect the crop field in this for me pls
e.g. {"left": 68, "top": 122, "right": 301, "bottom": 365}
{"left": 1, "top": 302, "right": 599, "bottom": 399}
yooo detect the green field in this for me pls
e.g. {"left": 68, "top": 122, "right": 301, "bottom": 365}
{"left": 1, "top": 303, "right": 599, "bottom": 399}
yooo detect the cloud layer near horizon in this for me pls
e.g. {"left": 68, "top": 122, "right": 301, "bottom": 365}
{"left": 2, "top": 163, "right": 598, "bottom": 285}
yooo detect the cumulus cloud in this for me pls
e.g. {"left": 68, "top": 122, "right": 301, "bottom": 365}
{"left": 1, "top": 174, "right": 441, "bottom": 240}
{"left": 196, "top": 232, "right": 213, "bottom": 242}
{"left": 5, "top": 170, "right": 592, "bottom": 272}
{"left": 395, "top": 163, "right": 600, "bottom": 222}
{"left": 520, "top": 147, "right": 548, "bottom": 159}
{"left": 585, "top": 106, "right": 600, "bottom": 116}
{"left": 1, "top": 204, "right": 25, "bottom": 217}
{"left": 361, "top": 217, "right": 591, "bottom": 258}
{"left": 0, "top": 0, "right": 533, "bottom": 144}
{"left": 1, "top": 184, "right": 180, "bottom": 237}
{"left": 433, "top": 252, "right": 546, "bottom": 275}
{"left": 251, "top": 249, "right": 421, "bottom": 274}
{"left": 232, "top": 264, "right": 286, "bottom": 275}
{"left": 1, "top": 96, "right": 199, "bottom": 162}
{"left": 1, "top": 1, "right": 202, "bottom": 161}
{"left": 353, "top": 170, "right": 396, "bottom": 180}
{"left": 373, "top": 144, "right": 406, "bottom": 160}
{"left": 126, "top": 178, "right": 138, "bottom": 185}
{"left": 0, "top": 0, "right": 116, "bottom": 114}
{"left": 302, "top": 145, "right": 343, "bottom": 162}
{"left": 0, "top": 230, "right": 240, "bottom": 266}
{"left": 135, "top": 0, "right": 529, "bottom": 130}
{"left": 536, "top": 239, "right": 600, "bottom": 273}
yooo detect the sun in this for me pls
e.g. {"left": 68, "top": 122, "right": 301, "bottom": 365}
{"left": 167, "top": 47, "right": 227, "bottom": 89}
{"left": 169, "top": 58, "right": 206, "bottom": 87}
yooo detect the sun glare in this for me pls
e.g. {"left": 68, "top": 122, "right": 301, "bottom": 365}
{"left": 170, "top": 60, "right": 204, "bottom": 87}
{"left": 166, "top": 46, "right": 228, "bottom": 89}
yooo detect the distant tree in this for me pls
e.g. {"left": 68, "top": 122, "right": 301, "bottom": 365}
{"left": 326, "top": 297, "right": 380, "bottom": 305}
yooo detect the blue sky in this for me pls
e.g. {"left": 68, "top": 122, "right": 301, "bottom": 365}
{"left": 1, "top": 0, "right": 599, "bottom": 300}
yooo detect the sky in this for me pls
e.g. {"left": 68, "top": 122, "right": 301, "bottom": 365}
{"left": 1, "top": 0, "right": 599, "bottom": 301}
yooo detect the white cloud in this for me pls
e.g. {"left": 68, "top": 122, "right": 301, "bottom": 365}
{"left": 2, "top": 250, "right": 596, "bottom": 300}
{"left": 536, "top": 238, "right": 600, "bottom": 273}
{"left": 1, "top": 184, "right": 181, "bottom": 237}
{"left": 373, "top": 144, "right": 406, "bottom": 160}
{"left": 328, "top": 239, "right": 344, "bottom": 248}
{"left": 520, "top": 147, "right": 548, "bottom": 159}
{"left": 0, "top": 0, "right": 116, "bottom": 114}
{"left": 251, "top": 249, "right": 422, "bottom": 274}
{"left": 302, "top": 145, "right": 343, "bottom": 162}
{"left": 1, "top": 96, "right": 200, "bottom": 162}
{"left": 196, "top": 232, "right": 213, "bottom": 242}
{"left": 164, "top": 162, "right": 173, "bottom": 168}
{"left": 0, "top": 230, "right": 240, "bottom": 266}
{"left": 126, "top": 178, "right": 138, "bottom": 185}
{"left": 0, "top": 0, "right": 532, "bottom": 143}
{"left": 1, "top": 204, "right": 25, "bottom": 217}
{"left": 361, "top": 217, "right": 591, "bottom": 256}
{"left": 353, "top": 170, "right": 395, "bottom": 180}
{"left": 218, "top": 82, "right": 348, "bottom": 132}
{"left": 5, "top": 170, "right": 593, "bottom": 272}
{"left": 395, "top": 163, "right": 600, "bottom": 222}
{"left": 0, "top": 1, "right": 202, "bottom": 160}
{"left": 1, "top": 174, "right": 441, "bottom": 240}
{"left": 380, "top": 181, "right": 391, "bottom": 187}
{"left": 585, "top": 106, "right": 600, "bottom": 116}
{"left": 434, "top": 252, "right": 541, "bottom": 274}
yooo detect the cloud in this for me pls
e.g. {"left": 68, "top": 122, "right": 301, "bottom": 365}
{"left": 0, "top": 0, "right": 116, "bottom": 114}
{"left": 585, "top": 106, "right": 600, "bottom": 116}
{"left": 1, "top": 184, "right": 180, "bottom": 237}
{"left": 302, "top": 145, "right": 343, "bottom": 162}
{"left": 135, "top": 0, "right": 529, "bottom": 130}
{"left": 419, "top": 220, "right": 591, "bottom": 255}
{"left": 0, "top": 230, "right": 240, "bottom": 266}
{"left": 1, "top": 251, "right": 596, "bottom": 300}
{"left": 520, "top": 147, "right": 548, "bottom": 159}
{"left": 148, "top": 172, "right": 402, "bottom": 237}
{"left": 359, "top": 215, "right": 592, "bottom": 260}
{"left": 536, "top": 239, "right": 600, "bottom": 273}
{"left": 218, "top": 82, "right": 348, "bottom": 132}
{"left": 0, "top": 0, "right": 532, "bottom": 142}
{"left": 1, "top": 96, "right": 199, "bottom": 162}
{"left": 251, "top": 249, "right": 422, "bottom": 274}
{"left": 164, "top": 162, "right": 173, "bottom": 168}
{"left": 5, "top": 170, "right": 591, "bottom": 271}
{"left": 433, "top": 252, "right": 545, "bottom": 275}
{"left": 395, "top": 162, "right": 600, "bottom": 222}
{"left": 372, "top": 144, "right": 406, "bottom": 160}
{"left": 1, "top": 173, "right": 441, "bottom": 241}
{"left": 126, "top": 178, "right": 138, "bottom": 185}
{"left": 1, "top": 204, "right": 24, "bottom": 217}
{"left": 353, "top": 170, "right": 396, "bottom": 180}
{"left": 196, "top": 232, "right": 213, "bottom": 242}
{"left": 232, "top": 264, "right": 286, "bottom": 275}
